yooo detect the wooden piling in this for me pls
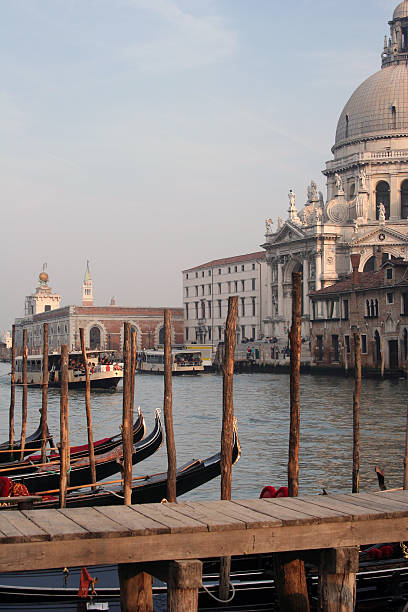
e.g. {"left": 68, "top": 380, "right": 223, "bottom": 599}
{"left": 80, "top": 328, "right": 96, "bottom": 489}
{"left": 274, "top": 272, "right": 310, "bottom": 612}
{"left": 122, "top": 322, "right": 133, "bottom": 506}
{"left": 219, "top": 296, "right": 238, "bottom": 601}
{"left": 59, "top": 345, "right": 70, "bottom": 508}
{"left": 319, "top": 547, "right": 359, "bottom": 612}
{"left": 288, "top": 271, "right": 302, "bottom": 498}
{"left": 352, "top": 333, "right": 361, "bottom": 494}
{"left": 404, "top": 403, "right": 408, "bottom": 490}
{"left": 41, "top": 323, "right": 49, "bottom": 463}
{"left": 118, "top": 564, "right": 153, "bottom": 612}
{"left": 20, "top": 329, "right": 28, "bottom": 461}
{"left": 8, "top": 325, "right": 15, "bottom": 454}
{"left": 131, "top": 328, "right": 137, "bottom": 415}
{"left": 164, "top": 309, "right": 177, "bottom": 503}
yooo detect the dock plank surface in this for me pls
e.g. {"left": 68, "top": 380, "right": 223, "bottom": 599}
{"left": 0, "top": 492, "right": 407, "bottom": 573}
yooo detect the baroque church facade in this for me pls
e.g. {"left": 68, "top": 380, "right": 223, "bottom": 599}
{"left": 262, "top": 0, "right": 408, "bottom": 341}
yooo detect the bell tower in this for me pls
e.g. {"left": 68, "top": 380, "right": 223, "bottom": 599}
{"left": 382, "top": 1, "right": 408, "bottom": 67}
{"left": 82, "top": 261, "right": 93, "bottom": 307}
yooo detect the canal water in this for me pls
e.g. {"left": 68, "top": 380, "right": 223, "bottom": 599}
{"left": 0, "top": 361, "right": 406, "bottom": 497}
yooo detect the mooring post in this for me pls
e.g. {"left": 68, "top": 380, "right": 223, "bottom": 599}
{"left": 352, "top": 332, "right": 361, "bottom": 493}
{"left": 122, "top": 322, "right": 133, "bottom": 505}
{"left": 219, "top": 295, "right": 238, "bottom": 601}
{"left": 167, "top": 560, "right": 203, "bottom": 612}
{"left": 9, "top": 324, "right": 15, "bottom": 455}
{"left": 164, "top": 309, "right": 177, "bottom": 503}
{"left": 405, "top": 402, "right": 408, "bottom": 490}
{"left": 274, "top": 272, "right": 310, "bottom": 612}
{"left": 319, "top": 547, "right": 359, "bottom": 612}
{"left": 41, "top": 323, "right": 49, "bottom": 463}
{"left": 118, "top": 565, "right": 153, "bottom": 612}
{"left": 20, "top": 329, "right": 28, "bottom": 461}
{"left": 130, "top": 328, "right": 137, "bottom": 416}
{"left": 80, "top": 328, "right": 96, "bottom": 489}
{"left": 59, "top": 345, "right": 70, "bottom": 508}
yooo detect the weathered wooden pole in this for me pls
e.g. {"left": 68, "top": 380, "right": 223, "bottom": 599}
{"left": 219, "top": 296, "right": 238, "bottom": 601}
{"left": 122, "top": 322, "right": 133, "bottom": 506}
{"left": 274, "top": 272, "right": 310, "bottom": 612}
{"left": 41, "top": 323, "right": 49, "bottom": 463}
{"left": 164, "top": 309, "right": 177, "bottom": 503}
{"left": 8, "top": 325, "right": 15, "bottom": 454}
{"left": 131, "top": 328, "right": 137, "bottom": 415}
{"left": 20, "top": 329, "right": 28, "bottom": 460}
{"left": 80, "top": 328, "right": 96, "bottom": 489}
{"left": 352, "top": 332, "right": 361, "bottom": 494}
{"left": 404, "top": 402, "right": 408, "bottom": 490}
{"left": 59, "top": 345, "right": 70, "bottom": 508}
{"left": 288, "top": 271, "right": 302, "bottom": 498}
{"left": 319, "top": 547, "right": 359, "bottom": 612}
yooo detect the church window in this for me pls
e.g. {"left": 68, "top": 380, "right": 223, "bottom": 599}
{"left": 392, "top": 105, "right": 397, "bottom": 129}
{"left": 401, "top": 180, "right": 408, "bottom": 218}
{"left": 44, "top": 305, "right": 51, "bottom": 312}
{"left": 403, "top": 26, "right": 408, "bottom": 50}
{"left": 349, "top": 182, "right": 356, "bottom": 198}
{"left": 376, "top": 181, "right": 390, "bottom": 219}
{"left": 345, "top": 114, "right": 349, "bottom": 138}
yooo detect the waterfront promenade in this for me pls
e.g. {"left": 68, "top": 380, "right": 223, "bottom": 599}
{"left": 0, "top": 491, "right": 407, "bottom": 610}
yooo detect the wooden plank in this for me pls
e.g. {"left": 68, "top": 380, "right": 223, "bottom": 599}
{"left": 0, "top": 512, "right": 48, "bottom": 543}
{"left": 2, "top": 516, "right": 408, "bottom": 572}
{"left": 21, "top": 509, "right": 89, "bottom": 541}
{"left": 59, "top": 507, "right": 131, "bottom": 537}
{"left": 129, "top": 504, "right": 208, "bottom": 534}
{"left": 376, "top": 490, "right": 408, "bottom": 504}
{"left": 293, "top": 495, "right": 388, "bottom": 521}
{"left": 328, "top": 494, "right": 408, "bottom": 518}
{"left": 198, "top": 500, "right": 282, "bottom": 529}
{"left": 233, "top": 499, "right": 318, "bottom": 526}
{"left": 338, "top": 492, "right": 408, "bottom": 509}
{"left": 167, "top": 501, "right": 243, "bottom": 532}
{"left": 268, "top": 497, "right": 354, "bottom": 522}
{"left": 96, "top": 505, "right": 170, "bottom": 536}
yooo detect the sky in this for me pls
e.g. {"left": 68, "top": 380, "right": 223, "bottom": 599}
{"left": 0, "top": 0, "right": 399, "bottom": 331}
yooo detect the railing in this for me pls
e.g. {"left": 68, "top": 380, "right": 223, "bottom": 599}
{"left": 326, "top": 149, "right": 408, "bottom": 171}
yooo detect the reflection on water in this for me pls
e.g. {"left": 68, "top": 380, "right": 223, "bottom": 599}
{"left": 0, "top": 362, "right": 406, "bottom": 500}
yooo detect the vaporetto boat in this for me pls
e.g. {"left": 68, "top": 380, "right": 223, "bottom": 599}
{"left": 136, "top": 349, "right": 204, "bottom": 375}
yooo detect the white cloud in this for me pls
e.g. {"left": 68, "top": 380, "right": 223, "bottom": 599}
{"left": 120, "top": 0, "right": 238, "bottom": 71}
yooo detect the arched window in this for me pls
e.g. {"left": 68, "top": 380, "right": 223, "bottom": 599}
{"left": 89, "top": 326, "right": 101, "bottom": 349}
{"left": 345, "top": 114, "right": 349, "bottom": 138}
{"left": 376, "top": 181, "right": 390, "bottom": 220}
{"left": 401, "top": 180, "right": 408, "bottom": 219}
{"left": 375, "top": 299, "right": 379, "bottom": 317}
{"left": 366, "top": 300, "right": 370, "bottom": 316}
{"left": 374, "top": 330, "right": 381, "bottom": 363}
{"left": 392, "top": 105, "right": 397, "bottom": 129}
{"left": 158, "top": 327, "right": 165, "bottom": 345}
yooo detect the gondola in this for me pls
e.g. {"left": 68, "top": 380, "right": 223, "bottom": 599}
{"left": 0, "top": 423, "right": 53, "bottom": 464}
{"left": 30, "top": 421, "right": 241, "bottom": 508}
{"left": 8, "top": 411, "right": 163, "bottom": 494}
{"left": 0, "top": 408, "right": 145, "bottom": 476}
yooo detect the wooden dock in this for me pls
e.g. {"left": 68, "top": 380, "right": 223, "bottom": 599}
{"left": 0, "top": 490, "right": 408, "bottom": 610}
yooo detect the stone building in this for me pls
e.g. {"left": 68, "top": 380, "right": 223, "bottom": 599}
{"left": 182, "top": 252, "right": 267, "bottom": 345}
{"left": 309, "top": 254, "right": 408, "bottom": 375}
{"left": 15, "top": 267, "right": 184, "bottom": 354}
{"left": 262, "top": 1, "right": 408, "bottom": 342}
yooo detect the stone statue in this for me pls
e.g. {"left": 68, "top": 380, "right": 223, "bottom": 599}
{"left": 378, "top": 203, "right": 386, "bottom": 224}
{"left": 265, "top": 218, "right": 273, "bottom": 234}
{"left": 358, "top": 168, "right": 367, "bottom": 192}
{"left": 318, "top": 191, "right": 324, "bottom": 207}
{"left": 334, "top": 173, "right": 343, "bottom": 193}
{"left": 353, "top": 219, "right": 359, "bottom": 233}
{"left": 307, "top": 180, "right": 318, "bottom": 202}
{"left": 288, "top": 189, "right": 296, "bottom": 207}
{"left": 277, "top": 216, "right": 283, "bottom": 230}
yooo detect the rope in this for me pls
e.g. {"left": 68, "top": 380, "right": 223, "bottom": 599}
{"left": 104, "top": 489, "right": 124, "bottom": 499}
{"left": 201, "top": 581, "right": 236, "bottom": 604}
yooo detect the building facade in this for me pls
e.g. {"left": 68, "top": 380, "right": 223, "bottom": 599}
{"left": 182, "top": 252, "right": 267, "bottom": 345}
{"left": 15, "top": 268, "right": 184, "bottom": 354}
{"left": 262, "top": 1, "right": 408, "bottom": 343}
{"left": 309, "top": 254, "right": 408, "bottom": 374}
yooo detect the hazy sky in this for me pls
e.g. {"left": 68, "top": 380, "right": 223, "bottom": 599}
{"left": 0, "top": 0, "right": 398, "bottom": 331}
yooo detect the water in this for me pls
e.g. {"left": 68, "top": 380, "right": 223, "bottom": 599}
{"left": 0, "top": 362, "right": 407, "bottom": 497}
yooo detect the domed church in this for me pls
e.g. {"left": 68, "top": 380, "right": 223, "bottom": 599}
{"left": 262, "top": 1, "right": 408, "bottom": 341}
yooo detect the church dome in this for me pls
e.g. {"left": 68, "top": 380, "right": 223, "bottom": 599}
{"left": 334, "top": 63, "right": 408, "bottom": 149}
{"left": 394, "top": 1, "right": 408, "bottom": 19}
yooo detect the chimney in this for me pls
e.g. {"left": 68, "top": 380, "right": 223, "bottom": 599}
{"left": 350, "top": 254, "right": 361, "bottom": 286}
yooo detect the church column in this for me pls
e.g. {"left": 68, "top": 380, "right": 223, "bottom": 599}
{"left": 390, "top": 174, "right": 399, "bottom": 220}
{"left": 266, "top": 258, "right": 273, "bottom": 319}
{"left": 315, "top": 251, "right": 322, "bottom": 291}
{"left": 303, "top": 257, "right": 310, "bottom": 316}
{"left": 277, "top": 259, "right": 284, "bottom": 316}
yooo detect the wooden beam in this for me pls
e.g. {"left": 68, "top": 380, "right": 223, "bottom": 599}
{"left": 164, "top": 309, "right": 177, "bottom": 503}
{"left": 80, "top": 328, "right": 96, "bottom": 489}
{"left": 59, "top": 345, "right": 70, "bottom": 508}
{"left": 319, "top": 547, "right": 359, "bottom": 612}
{"left": 352, "top": 333, "right": 361, "bottom": 494}
{"left": 8, "top": 324, "right": 15, "bottom": 454}
{"left": 122, "top": 322, "right": 132, "bottom": 505}
{"left": 20, "top": 329, "right": 28, "bottom": 460}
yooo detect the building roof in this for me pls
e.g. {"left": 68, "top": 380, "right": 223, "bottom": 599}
{"left": 310, "top": 263, "right": 408, "bottom": 297}
{"left": 183, "top": 251, "right": 265, "bottom": 273}
{"left": 394, "top": 0, "right": 408, "bottom": 19}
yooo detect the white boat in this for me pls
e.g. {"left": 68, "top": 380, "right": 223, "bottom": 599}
{"left": 15, "top": 350, "right": 123, "bottom": 390}
{"left": 137, "top": 349, "right": 204, "bottom": 375}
